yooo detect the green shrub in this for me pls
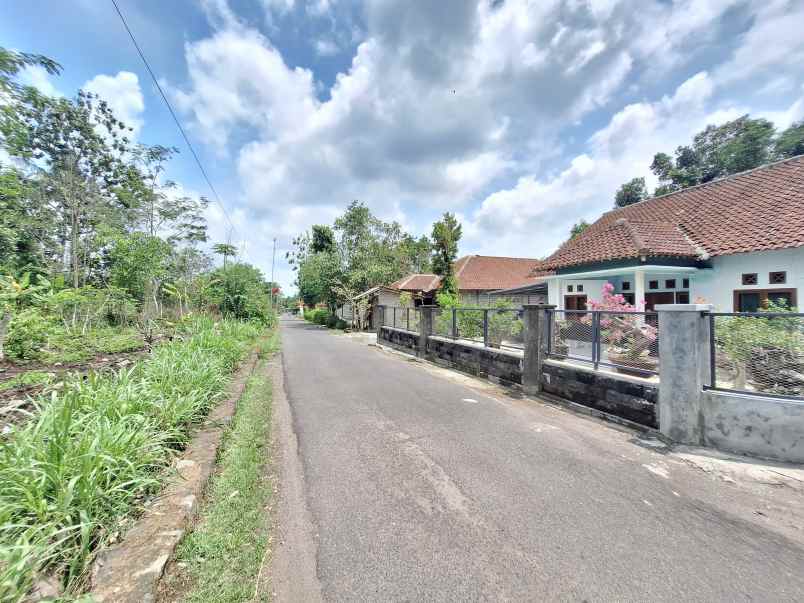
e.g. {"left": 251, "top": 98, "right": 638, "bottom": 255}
{"left": 326, "top": 314, "right": 338, "bottom": 328}
{"left": 6, "top": 308, "right": 55, "bottom": 361}
{"left": 336, "top": 319, "right": 348, "bottom": 330}
{"left": 0, "top": 317, "right": 261, "bottom": 599}
{"left": 311, "top": 309, "right": 328, "bottom": 325}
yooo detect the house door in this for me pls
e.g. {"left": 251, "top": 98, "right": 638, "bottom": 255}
{"left": 644, "top": 292, "right": 674, "bottom": 311}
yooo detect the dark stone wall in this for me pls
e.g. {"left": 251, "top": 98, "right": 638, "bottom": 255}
{"left": 426, "top": 337, "right": 523, "bottom": 385}
{"left": 380, "top": 326, "right": 419, "bottom": 353}
{"left": 540, "top": 361, "right": 658, "bottom": 427}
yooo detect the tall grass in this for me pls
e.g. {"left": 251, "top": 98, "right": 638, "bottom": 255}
{"left": 0, "top": 315, "right": 261, "bottom": 601}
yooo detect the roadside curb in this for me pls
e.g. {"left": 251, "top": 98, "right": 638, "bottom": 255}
{"left": 88, "top": 347, "right": 261, "bottom": 603}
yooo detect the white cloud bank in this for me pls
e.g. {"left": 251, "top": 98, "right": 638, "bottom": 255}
{"left": 165, "top": 0, "right": 804, "bottom": 291}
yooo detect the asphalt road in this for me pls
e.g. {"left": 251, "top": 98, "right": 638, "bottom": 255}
{"left": 279, "top": 318, "right": 804, "bottom": 602}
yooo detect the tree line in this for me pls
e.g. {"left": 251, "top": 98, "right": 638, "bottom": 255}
{"left": 288, "top": 203, "right": 462, "bottom": 313}
{"left": 568, "top": 114, "right": 804, "bottom": 241}
{"left": 0, "top": 47, "right": 275, "bottom": 359}
{"left": 614, "top": 114, "right": 804, "bottom": 207}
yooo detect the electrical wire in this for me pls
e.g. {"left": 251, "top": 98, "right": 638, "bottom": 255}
{"left": 110, "top": 0, "right": 239, "bottom": 243}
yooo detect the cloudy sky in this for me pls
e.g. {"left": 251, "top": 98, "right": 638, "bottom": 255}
{"left": 3, "top": 0, "right": 804, "bottom": 292}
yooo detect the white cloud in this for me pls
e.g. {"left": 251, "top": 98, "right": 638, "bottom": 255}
{"left": 163, "top": 0, "right": 804, "bottom": 292}
{"left": 83, "top": 71, "right": 145, "bottom": 137}
{"left": 19, "top": 65, "right": 61, "bottom": 97}
{"left": 314, "top": 38, "right": 340, "bottom": 57}
{"left": 463, "top": 72, "right": 731, "bottom": 258}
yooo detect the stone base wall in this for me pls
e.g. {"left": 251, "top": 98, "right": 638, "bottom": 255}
{"left": 541, "top": 360, "right": 658, "bottom": 427}
{"left": 379, "top": 326, "right": 419, "bottom": 354}
{"left": 701, "top": 390, "right": 804, "bottom": 463}
{"left": 426, "top": 336, "right": 523, "bottom": 385}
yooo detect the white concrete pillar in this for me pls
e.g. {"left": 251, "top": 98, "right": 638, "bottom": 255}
{"left": 634, "top": 269, "right": 646, "bottom": 309}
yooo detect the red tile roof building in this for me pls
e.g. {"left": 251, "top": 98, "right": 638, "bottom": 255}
{"left": 389, "top": 255, "right": 543, "bottom": 296}
{"left": 538, "top": 155, "right": 804, "bottom": 272}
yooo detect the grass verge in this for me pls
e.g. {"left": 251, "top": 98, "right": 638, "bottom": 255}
{"left": 171, "top": 331, "right": 278, "bottom": 603}
{"left": 0, "top": 316, "right": 262, "bottom": 601}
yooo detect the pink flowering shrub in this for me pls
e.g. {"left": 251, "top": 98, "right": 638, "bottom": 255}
{"left": 587, "top": 282, "right": 657, "bottom": 360}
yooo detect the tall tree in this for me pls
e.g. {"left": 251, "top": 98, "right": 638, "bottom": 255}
{"left": 614, "top": 177, "right": 648, "bottom": 207}
{"left": 431, "top": 212, "right": 462, "bottom": 295}
{"left": 310, "top": 224, "right": 335, "bottom": 253}
{"left": 213, "top": 242, "right": 237, "bottom": 270}
{"left": 131, "top": 144, "right": 209, "bottom": 244}
{"left": 774, "top": 121, "right": 804, "bottom": 159}
{"left": 569, "top": 220, "right": 590, "bottom": 239}
{"left": 1, "top": 88, "right": 141, "bottom": 286}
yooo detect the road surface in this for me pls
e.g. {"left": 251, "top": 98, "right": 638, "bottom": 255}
{"left": 276, "top": 317, "right": 804, "bottom": 601}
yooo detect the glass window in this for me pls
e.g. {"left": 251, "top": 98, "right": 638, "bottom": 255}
{"left": 567, "top": 284, "right": 573, "bottom": 292}
{"left": 742, "top": 273, "right": 758, "bottom": 286}
{"left": 648, "top": 280, "right": 659, "bottom": 290}
{"left": 682, "top": 278, "right": 690, "bottom": 289}
{"left": 621, "top": 281, "right": 631, "bottom": 291}
{"left": 737, "top": 292, "right": 760, "bottom": 312}
{"left": 577, "top": 284, "right": 584, "bottom": 292}
{"left": 665, "top": 279, "right": 676, "bottom": 289}
{"left": 676, "top": 291, "right": 690, "bottom": 304}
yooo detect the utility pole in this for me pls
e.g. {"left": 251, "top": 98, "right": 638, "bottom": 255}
{"left": 270, "top": 237, "right": 277, "bottom": 311}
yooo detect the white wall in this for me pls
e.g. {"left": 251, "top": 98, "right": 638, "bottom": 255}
{"left": 548, "top": 279, "right": 607, "bottom": 309}
{"left": 694, "top": 247, "right": 804, "bottom": 311}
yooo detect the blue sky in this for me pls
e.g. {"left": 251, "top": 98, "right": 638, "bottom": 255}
{"left": 3, "top": 0, "right": 804, "bottom": 293}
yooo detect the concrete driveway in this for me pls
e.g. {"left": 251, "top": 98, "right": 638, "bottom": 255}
{"left": 274, "top": 317, "right": 804, "bottom": 602}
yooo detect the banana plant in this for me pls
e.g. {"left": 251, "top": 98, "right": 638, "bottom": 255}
{"left": 0, "top": 273, "right": 50, "bottom": 361}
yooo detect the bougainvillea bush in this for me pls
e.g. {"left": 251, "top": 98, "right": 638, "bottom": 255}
{"left": 587, "top": 283, "right": 657, "bottom": 364}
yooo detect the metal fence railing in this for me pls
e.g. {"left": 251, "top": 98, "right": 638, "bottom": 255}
{"left": 547, "top": 309, "right": 660, "bottom": 376}
{"left": 383, "top": 306, "right": 420, "bottom": 333}
{"left": 432, "top": 307, "right": 524, "bottom": 350}
{"left": 707, "top": 312, "right": 804, "bottom": 399}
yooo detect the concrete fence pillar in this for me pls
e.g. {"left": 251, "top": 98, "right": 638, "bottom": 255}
{"left": 522, "top": 304, "right": 556, "bottom": 395}
{"left": 655, "top": 304, "right": 713, "bottom": 444}
{"left": 418, "top": 306, "right": 434, "bottom": 359}
{"left": 376, "top": 305, "right": 385, "bottom": 341}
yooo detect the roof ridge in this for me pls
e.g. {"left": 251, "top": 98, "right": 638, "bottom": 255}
{"left": 615, "top": 217, "right": 647, "bottom": 253}
{"left": 607, "top": 153, "right": 804, "bottom": 215}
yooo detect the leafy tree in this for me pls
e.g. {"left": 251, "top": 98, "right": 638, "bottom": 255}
{"left": 431, "top": 212, "right": 461, "bottom": 295}
{"left": 1, "top": 87, "right": 141, "bottom": 286}
{"left": 569, "top": 220, "right": 590, "bottom": 239}
{"left": 311, "top": 224, "right": 335, "bottom": 253}
{"left": 131, "top": 144, "right": 209, "bottom": 244}
{"left": 0, "top": 47, "right": 60, "bottom": 98}
{"left": 774, "top": 121, "right": 804, "bottom": 159}
{"left": 210, "top": 262, "right": 271, "bottom": 322}
{"left": 107, "top": 232, "right": 171, "bottom": 310}
{"left": 213, "top": 242, "right": 237, "bottom": 270}
{"left": 649, "top": 115, "right": 775, "bottom": 194}
{"left": 614, "top": 177, "right": 647, "bottom": 207}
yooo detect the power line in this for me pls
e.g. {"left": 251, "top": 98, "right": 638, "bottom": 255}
{"left": 110, "top": 0, "right": 238, "bottom": 238}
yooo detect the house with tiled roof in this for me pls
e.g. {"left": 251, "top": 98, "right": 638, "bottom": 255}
{"left": 538, "top": 155, "right": 804, "bottom": 312}
{"left": 389, "top": 255, "right": 546, "bottom": 306}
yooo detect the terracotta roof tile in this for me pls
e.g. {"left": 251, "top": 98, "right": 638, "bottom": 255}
{"left": 539, "top": 155, "right": 804, "bottom": 271}
{"left": 389, "top": 255, "right": 543, "bottom": 293}
{"left": 389, "top": 274, "right": 441, "bottom": 292}
{"left": 453, "top": 255, "right": 542, "bottom": 290}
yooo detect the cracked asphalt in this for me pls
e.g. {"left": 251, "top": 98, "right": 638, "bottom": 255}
{"left": 277, "top": 317, "right": 804, "bottom": 602}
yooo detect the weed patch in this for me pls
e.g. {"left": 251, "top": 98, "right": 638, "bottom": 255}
{"left": 0, "top": 316, "right": 261, "bottom": 601}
